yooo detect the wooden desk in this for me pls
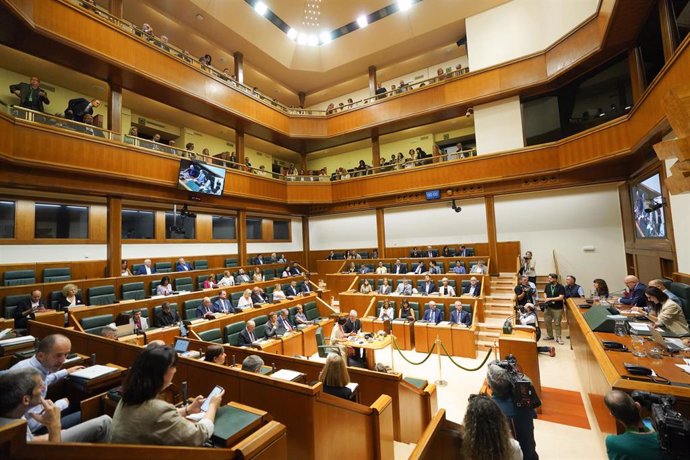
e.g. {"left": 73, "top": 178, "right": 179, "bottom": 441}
{"left": 347, "top": 335, "right": 392, "bottom": 369}
{"left": 426, "top": 322, "right": 453, "bottom": 355}
{"left": 280, "top": 332, "right": 303, "bottom": 357}
{"left": 450, "top": 324, "right": 476, "bottom": 359}
{"left": 212, "top": 401, "right": 269, "bottom": 448}
{"left": 414, "top": 322, "right": 431, "bottom": 353}
{"left": 300, "top": 325, "right": 318, "bottom": 357}
{"left": 68, "top": 363, "right": 126, "bottom": 394}
{"left": 498, "top": 329, "right": 541, "bottom": 397}
{"left": 391, "top": 320, "right": 413, "bottom": 350}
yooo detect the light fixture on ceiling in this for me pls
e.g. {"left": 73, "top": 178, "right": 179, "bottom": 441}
{"left": 356, "top": 15, "right": 368, "bottom": 28}
{"left": 307, "top": 34, "right": 319, "bottom": 46}
{"left": 465, "top": 107, "right": 474, "bottom": 117}
{"left": 287, "top": 28, "right": 298, "bottom": 40}
{"left": 397, "top": 0, "right": 412, "bottom": 11}
{"left": 319, "top": 31, "right": 332, "bottom": 44}
{"left": 195, "top": 13, "right": 204, "bottom": 21}
{"left": 297, "top": 33, "right": 308, "bottom": 45}
{"left": 254, "top": 1, "right": 268, "bottom": 16}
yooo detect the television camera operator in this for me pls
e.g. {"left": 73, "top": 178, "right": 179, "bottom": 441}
{"left": 487, "top": 357, "right": 541, "bottom": 460}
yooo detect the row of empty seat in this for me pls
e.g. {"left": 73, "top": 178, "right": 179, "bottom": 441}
{"left": 347, "top": 261, "right": 482, "bottom": 272}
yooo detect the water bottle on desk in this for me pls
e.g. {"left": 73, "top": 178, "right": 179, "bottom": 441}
{"left": 614, "top": 319, "right": 626, "bottom": 336}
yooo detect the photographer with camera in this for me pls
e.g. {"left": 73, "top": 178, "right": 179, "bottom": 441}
{"left": 515, "top": 275, "right": 537, "bottom": 307}
{"left": 604, "top": 390, "right": 665, "bottom": 460}
{"left": 487, "top": 360, "right": 540, "bottom": 460}
{"left": 521, "top": 251, "right": 537, "bottom": 284}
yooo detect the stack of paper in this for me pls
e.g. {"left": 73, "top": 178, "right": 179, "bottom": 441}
{"left": 70, "top": 365, "right": 118, "bottom": 381}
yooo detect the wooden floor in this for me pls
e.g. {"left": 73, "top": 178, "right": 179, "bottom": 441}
{"left": 538, "top": 386, "right": 591, "bottom": 430}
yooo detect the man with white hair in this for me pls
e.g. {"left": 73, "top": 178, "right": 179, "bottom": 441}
{"left": 135, "top": 259, "right": 155, "bottom": 275}
{"left": 238, "top": 321, "right": 257, "bottom": 346}
{"left": 618, "top": 275, "right": 646, "bottom": 307}
{"left": 344, "top": 310, "right": 361, "bottom": 335}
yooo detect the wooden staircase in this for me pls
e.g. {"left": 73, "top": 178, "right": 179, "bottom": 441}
{"left": 477, "top": 273, "right": 516, "bottom": 351}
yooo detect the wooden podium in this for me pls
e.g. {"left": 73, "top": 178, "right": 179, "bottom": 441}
{"left": 498, "top": 327, "right": 541, "bottom": 397}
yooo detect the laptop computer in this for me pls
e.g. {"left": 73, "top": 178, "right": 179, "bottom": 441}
{"left": 115, "top": 324, "right": 134, "bottom": 337}
{"left": 174, "top": 338, "right": 190, "bottom": 354}
{"left": 649, "top": 327, "right": 686, "bottom": 352}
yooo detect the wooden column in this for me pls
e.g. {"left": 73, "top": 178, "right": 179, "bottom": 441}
{"left": 302, "top": 216, "right": 310, "bottom": 269}
{"left": 376, "top": 208, "right": 386, "bottom": 259}
{"left": 368, "top": 66, "right": 377, "bottom": 97}
{"left": 107, "top": 82, "right": 122, "bottom": 133}
{"left": 298, "top": 91, "right": 306, "bottom": 108}
{"left": 484, "top": 196, "right": 498, "bottom": 276}
{"left": 237, "top": 209, "right": 247, "bottom": 265}
{"left": 108, "top": 0, "right": 123, "bottom": 17}
{"left": 628, "top": 47, "right": 646, "bottom": 104}
{"left": 658, "top": 0, "right": 679, "bottom": 61}
{"left": 233, "top": 52, "right": 244, "bottom": 85}
{"left": 299, "top": 153, "right": 307, "bottom": 172}
{"left": 106, "top": 196, "right": 122, "bottom": 278}
{"left": 235, "top": 126, "right": 245, "bottom": 164}
{"left": 371, "top": 133, "right": 380, "bottom": 167}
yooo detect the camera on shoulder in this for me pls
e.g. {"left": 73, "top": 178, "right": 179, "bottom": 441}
{"left": 632, "top": 391, "right": 690, "bottom": 459}
{"left": 496, "top": 355, "right": 541, "bottom": 409}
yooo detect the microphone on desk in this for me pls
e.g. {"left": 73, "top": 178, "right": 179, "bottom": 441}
{"left": 90, "top": 353, "right": 97, "bottom": 366}
{"left": 181, "top": 381, "right": 188, "bottom": 403}
{"left": 232, "top": 355, "right": 236, "bottom": 366}
{"left": 135, "top": 328, "right": 148, "bottom": 344}
{"left": 502, "top": 311, "right": 520, "bottom": 335}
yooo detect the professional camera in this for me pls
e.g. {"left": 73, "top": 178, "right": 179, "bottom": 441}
{"left": 632, "top": 391, "right": 690, "bottom": 459}
{"left": 495, "top": 355, "right": 541, "bottom": 409}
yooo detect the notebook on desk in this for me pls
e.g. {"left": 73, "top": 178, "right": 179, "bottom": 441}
{"left": 70, "top": 365, "right": 118, "bottom": 381}
{"left": 650, "top": 327, "right": 687, "bottom": 352}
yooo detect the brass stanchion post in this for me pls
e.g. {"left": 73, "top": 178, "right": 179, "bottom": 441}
{"left": 434, "top": 335, "right": 447, "bottom": 387}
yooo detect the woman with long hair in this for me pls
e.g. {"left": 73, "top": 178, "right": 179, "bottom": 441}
{"left": 462, "top": 394, "right": 523, "bottom": 460}
{"left": 112, "top": 345, "right": 224, "bottom": 445}
{"left": 319, "top": 353, "right": 353, "bottom": 400}
{"left": 644, "top": 286, "right": 689, "bottom": 335}
{"left": 592, "top": 278, "right": 610, "bottom": 298}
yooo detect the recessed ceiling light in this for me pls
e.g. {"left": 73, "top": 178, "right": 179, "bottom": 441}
{"left": 254, "top": 1, "right": 267, "bottom": 16}
{"left": 307, "top": 34, "right": 319, "bottom": 46}
{"left": 356, "top": 15, "right": 368, "bottom": 28}
{"left": 297, "top": 33, "right": 308, "bottom": 45}
{"left": 195, "top": 13, "right": 204, "bottom": 20}
{"left": 397, "top": 0, "right": 412, "bottom": 12}
{"left": 319, "top": 31, "right": 331, "bottom": 44}
{"left": 287, "top": 28, "right": 298, "bottom": 40}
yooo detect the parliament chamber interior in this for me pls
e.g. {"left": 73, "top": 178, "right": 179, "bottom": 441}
{"left": 1, "top": 0, "right": 690, "bottom": 459}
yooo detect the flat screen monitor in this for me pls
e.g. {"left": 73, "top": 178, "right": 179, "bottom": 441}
{"left": 631, "top": 173, "right": 666, "bottom": 238}
{"left": 178, "top": 160, "right": 226, "bottom": 196}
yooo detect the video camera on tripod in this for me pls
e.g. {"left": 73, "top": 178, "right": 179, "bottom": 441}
{"left": 632, "top": 390, "right": 690, "bottom": 459}
{"left": 495, "top": 355, "right": 541, "bottom": 409}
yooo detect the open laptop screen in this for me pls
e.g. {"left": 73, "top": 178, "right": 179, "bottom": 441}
{"left": 174, "top": 338, "right": 189, "bottom": 353}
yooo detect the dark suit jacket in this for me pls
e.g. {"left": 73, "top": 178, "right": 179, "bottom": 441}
{"left": 154, "top": 309, "right": 179, "bottom": 327}
{"left": 14, "top": 300, "right": 48, "bottom": 329}
{"left": 392, "top": 264, "right": 404, "bottom": 274}
{"left": 286, "top": 285, "right": 300, "bottom": 297}
{"left": 463, "top": 283, "right": 482, "bottom": 297}
{"left": 620, "top": 283, "right": 647, "bottom": 307}
{"left": 135, "top": 265, "right": 156, "bottom": 275}
{"left": 423, "top": 309, "right": 444, "bottom": 324}
{"left": 251, "top": 293, "right": 267, "bottom": 304}
{"left": 65, "top": 98, "right": 94, "bottom": 122}
{"left": 57, "top": 293, "right": 84, "bottom": 310}
{"left": 323, "top": 385, "right": 353, "bottom": 401}
{"left": 212, "top": 298, "right": 235, "bottom": 314}
{"left": 290, "top": 267, "right": 302, "bottom": 276}
{"left": 10, "top": 82, "right": 50, "bottom": 112}
{"left": 238, "top": 328, "right": 256, "bottom": 346}
{"left": 344, "top": 318, "right": 361, "bottom": 334}
{"left": 265, "top": 321, "right": 279, "bottom": 338}
{"left": 300, "top": 282, "right": 312, "bottom": 294}
{"left": 450, "top": 309, "right": 472, "bottom": 326}
{"left": 277, "top": 317, "right": 294, "bottom": 335}
{"left": 196, "top": 305, "right": 214, "bottom": 318}
{"left": 422, "top": 281, "right": 436, "bottom": 295}
{"left": 410, "top": 250, "right": 421, "bottom": 257}
{"left": 176, "top": 263, "right": 192, "bottom": 272}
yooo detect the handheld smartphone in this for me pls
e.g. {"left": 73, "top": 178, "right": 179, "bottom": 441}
{"left": 200, "top": 385, "right": 223, "bottom": 412}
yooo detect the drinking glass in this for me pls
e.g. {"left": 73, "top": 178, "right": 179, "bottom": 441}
{"left": 630, "top": 335, "right": 646, "bottom": 357}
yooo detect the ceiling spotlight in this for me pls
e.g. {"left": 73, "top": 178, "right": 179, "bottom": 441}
{"left": 356, "top": 15, "right": 368, "bottom": 28}
{"left": 287, "top": 28, "right": 298, "bottom": 40}
{"left": 297, "top": 33, "right": 308, "bottom": 45}
{"left": 254, "top": 1, "right": 268, "bottom": 16}
{"left": 195, "top": 13, "right": 204, "bottom": 21}
{"left": 465, "top": 107, "right": 474, "bottom": 117}
{"left": 307, "top": 34, "right": 319, "bottom": 46}
{"left": 397, "top": 0, "right": 413, "bottom": 11}
{"left": 319, "top": 31, "right": 332, "bottom": 44}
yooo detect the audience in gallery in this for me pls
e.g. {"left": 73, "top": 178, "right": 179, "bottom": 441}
{"left": 111, "top": 345, "right": 223, "bottom": 445}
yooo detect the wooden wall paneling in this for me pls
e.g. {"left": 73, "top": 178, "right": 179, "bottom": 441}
{"left": 484, "top": 196, "right": 498, "bottom": 276}
{"left": 301, "top": 216, "right": 310, "bottom": 267}
{"left": 376, "top": 208, "right": 386, "bottom": 259}
{"left": 628, "top": 47, "right": 647, "bottom": 103}
{"left": 659, "top": 0, "right": 680, "bottom": 61}
{"left": 237, "top": 209, "right": 247, "bottom": 272}
{"left": 107, "top": 82, "right": 122, "bottom": 133}
{"left": 14, "top": 199, "right": 34, "bottom": 242}
{"left": 195, "top": 213, "right": 212, "bottom": 241}
{"left": 496, "top": 241, "right": 522, "bottom": 274}
{"left": 105, "top": 197, "right": 121, "bottom": 277}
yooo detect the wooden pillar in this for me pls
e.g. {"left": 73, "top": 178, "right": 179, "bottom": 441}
{"left": 658, "top": 0, "right": 679, "bottom": 61}
{"left": 376, "top": 208, "right": 386, "bottom": 259}
{"left": 302, "top": 216, "right": 310, "bottom": 269}
{"left": 298, "top": 91, "right": 306, "bottom": 108}
{"left": 299, "top": 153, "right": 307, "bottom": 172}
{"left": 484, "top": 196, "right": 498, "bottom": 276}
{"left": 235, "top": 126, "right": 245, "bottom": 164}
{"left": 233, "top": 52, "right": 244, "bottom": 85}
{"left": 108, "top": 0, "right": 123, "bottom": 17}
{"left": 371, "top": 133, "right": 380, "bottom": 167}
{"left": 368, "top": 66, "right": 377, "bottom": 97}
{"left": 106, "top": 196, "right": 122, "bottom": 278}
{"left": 628, "top": 47, "right": 646, "bottom": 104}
{"left": 237, "top": 209, "right": 247, "bottom": 265}
{"left": 107, "top": 83, "right": 122, "bottom": 133}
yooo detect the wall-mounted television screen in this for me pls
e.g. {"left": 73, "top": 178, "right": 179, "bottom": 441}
{"left": 631, "top": 173, "right": 666, "bottom": 239}
{"left": 178, "top": 160, "right": 226, "bottom": 196}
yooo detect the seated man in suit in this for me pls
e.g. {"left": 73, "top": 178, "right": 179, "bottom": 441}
{"left": 450, "top": 300, "right": 472, "bottom": 326}
{"left": 286, "top": 280, "right": 301, "bottom": 298}
{"left": 241, "top": 354, "right": 264, "bottom": 372}
{"left": 212, "top": 290, "right": 235, "bottom": 314}
{"left": 423, "top": 301, "right": 444, "bottom": 324}
{"left": 238, "top": 321, "right": 258, "bottom": 345}
{"left": 14, "top": 289, "right": 50, "bottom": 330}
{"left": 343, "top": 310, "right": 361, "bottom": 336}
{"left": 618, "top": 275, "right": 647, "bottom": 307}
{"left": 438, "top": 278, "right": 456, "bottom": 296}
{"left": 396, "top": 279, "right": 413, "bottom": 295}
{"left": 375, "top": 261, "right": 388, "bottom": 274}
{"left": 235, "top": 268, "right": 251, "bottom": 284}
{"left": 195, "top": 297, "right": 215, "bottom": 319}
{"left": 265, "top": 312, "right": 280, "bottom": 338}
{"left": 410, "top": 247, "right": 421, "bottom": 258}
{"left": 175, "top": 257, "right": 192, "bottom": 272}
{"left": 421, "top": 275, "right": 436, "bottom": 295}
{"left": 64, "top": 98, "right": 100, "bottom": 122}
{"left": 135, "top": 258, "right": 156, "bottom": 275}
{"left": 413, "top": 261, "right": 426, "bottom": 275}
{"left": 358, "top": 264, "right": 370, "bottom": 275}
{"left": 277, "top": 309, "right": 295, "bottom": 334}
{"left": 154, "top": 302, "right": 179, "bottom": 326}
{"left": 392, "top": 259, "right": 405, "bottom": 275}
{"left": 300, "top": 275, "right": 313, "bottom": 294}
{"left": 251, "top": 286, "right": 268, "bottom": 305}
{"left": 378, "top": 278, "right": 392, "bottom": 295}
{"left": 428, "top": 261, "right": 441, "bottom": 275}
{"left": 425, "top": 246, "right": 436, "bottom": 258}
{"left": 255, "top": 254, "right": 265, "bottom": 265}
{"left": 464, "top": 277, "right": 482, "bottom": 297}
{"left": 457, "top": 245, "right": 468, "bottom": 257}
{"left": 470, "top": 260, "right": 487, "bottom": 275}
{"left": 289, "top": 262, "right": 302, "bottom": 276}
{"left": 130, "top": 309, "right": 149, "bottom": 331}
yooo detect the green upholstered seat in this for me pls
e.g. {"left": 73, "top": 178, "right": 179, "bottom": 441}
{"left": 151, "top": 280, "right": 162, "bottom": 296}
{"left": 304, "top": 301, "right": 319, "bottom": 321}
{"left": 155, "top": 262, "right": 172, "bottom": 273}
{"left": 3, "top": 270, "right": 36, "bottom": 286}
{"left": 225, "top": 258, "right": 238, "bottom": 267}
{"left": 197, "top": 275, "right": 211, "bottom": 290}
{"left": 175, "top": 277, "right": 193, "bottom": 292}
{"left": 194, "top": 260, "right": 208, "bottom": 270}
{"left": 184, "top": 299, "right": 203, "bottom": 320}
{"left": 3, "top": 294, "right": 30, "bottom": 319}
{"left": 224, "top": 321, "right": 246, "bottom": 346}
{"left": 251, "top": 315, "right": 269, "bottom": 338}
{"left": 198, "top": 328, "right": 223, "bottom": 343}
{"left": 404, "top": 377, "right": 427, "bottom": 389}
{"left": 43, "top": 267, "right": 71, "bottom": 283}
{"left": 81, "top": 314, "right": 114, "bottom": 335}
{"left": 121, "top": 282, "right": 145, "bottom": 301}
{"left": 88, "top": 285, "right": 116, "bottom": 306}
